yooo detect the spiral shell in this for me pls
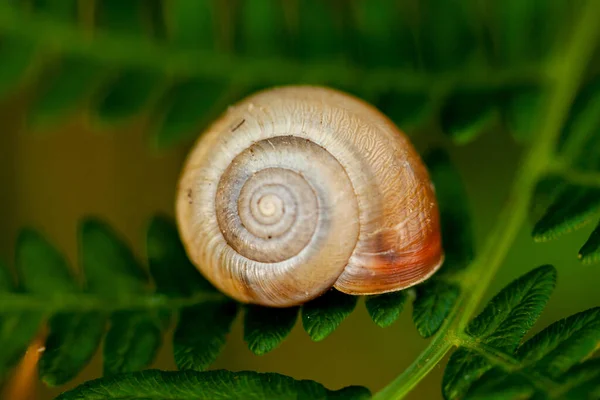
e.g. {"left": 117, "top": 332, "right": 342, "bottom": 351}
{"left": 176, "top": 86, "right": 443, "bottom": 307}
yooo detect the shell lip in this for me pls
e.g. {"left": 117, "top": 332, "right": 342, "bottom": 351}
{"left": 333, "top": 252, "right": 446, "bottom": 297}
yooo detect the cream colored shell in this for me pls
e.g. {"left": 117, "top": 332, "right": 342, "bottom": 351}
{"left": 176, "top": 86, "right": 443, "bottom": 307}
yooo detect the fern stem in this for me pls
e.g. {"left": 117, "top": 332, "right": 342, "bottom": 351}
{"left": 375, "top": 2, "right": 600, "bottom": 398}
{"left": 372, "top": 331, "right": 456, "bottom": 400}
{"left": 457, "top": 334, "right": 561, "bottom": 394}
{"left": 0, "top": 291, "right": 227, "bottom": 312}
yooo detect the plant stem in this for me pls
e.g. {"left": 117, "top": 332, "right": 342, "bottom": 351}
{"left": 0, "top": 291, "right": 227, "bottom": 312}
{"left": 372, "top": 320, "right": 457, "bottom": 399}
{"left": 374, "top": 2, "right": 600, "bottom": 398}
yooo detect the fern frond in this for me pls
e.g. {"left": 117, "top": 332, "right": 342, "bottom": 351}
{"left": 54, "top": 369, "right": 371, "bottom": 400}
{"left": 0, "top": 1, "right": 567, "bottom": 150}
{"left": 0, "top": 215, "right": 227, "bottom": 386}
{"left": 442, "top": 266, "right": 600, "bottom": 400}
{"left": 529, "top": 72, "right": 600, "bottom": 262}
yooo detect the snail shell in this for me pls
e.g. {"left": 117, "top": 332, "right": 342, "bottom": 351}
{"left": 176, "top": 86, "right": 443, "bottom": 307}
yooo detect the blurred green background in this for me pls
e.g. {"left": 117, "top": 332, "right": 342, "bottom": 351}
{"left": 1, "top": 0, "right": 599, "bottom": 399}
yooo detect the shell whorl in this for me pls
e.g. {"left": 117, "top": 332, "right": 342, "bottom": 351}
{"left": 176, "top": 86, "right": 444, "bottom": 307}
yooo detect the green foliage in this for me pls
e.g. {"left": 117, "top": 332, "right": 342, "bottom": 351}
{"left": 103, "top": 311, "right": 162, "bottom": 376}
{"left": 0, "top": 260, "right": 42, "bottom": 381}
{"left": 529, "top": 75, "right": 600, "bottom": 263}
{"left": 365, "top": 292, "right": 408, "bottom": 328}
{"left": 0, "top": 0, "right": 579, "bottom": 148}
{"left": 517, "top": 308, "right": 600, "bottom": 378}
{"left": 413, "top": 281, "right": 460, "bottom": 338}
{"left": 440, "top": 89, "right": 499, "bottom": 144}
{"left": 465, "top": 265, "right": 556, "bottom": 349}
{"left": 55, "top": 369, "right": 371, "bottom": 400}
{"left": 301, "top": 289, "right": 358, "bottom": 342}
{"left": 244, "top": 305, "right": 299, "bottom": 355}
{"left": 579, "top": 222, "right": 600, "bottom": 264}
{"left": 442, "top": 266, "right": 600, "bottom": 400}
{"left": 0, "top": 215, "right": 226, "bottom": 387}
{"left": 28, "top": 56, "right": 104, "bottom": 129}
{"left": 173, "top": 302, "right": 238, "bottom": 371}
{"left": 532, "top": 184, "right": 600, "bottom": 242}
{"left": 40, "top": 312, "right": 105, "bottom": 386}
{"left": 149, "top": 78, "right": 233, "bottom": 149}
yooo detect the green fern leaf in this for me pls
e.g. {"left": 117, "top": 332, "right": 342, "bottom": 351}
{"left": 15, "top": 229, "right": 106, "bottom": 386}
{"left": 32, "top": 0, "right": 78, "bottom": 20}
{"left": 0, "top": 313, "right": 42, "bottom": 381}
{"left": 463, "top": 368, "right": 533, "bottom": 400}
{"left": 0, "top": 261, "right": 42, "bottom": 380}
{"left": 55, "top": 369, "right": 371, "bottom": 400}
{"left": 413, "top": 281, "right": 460, "bottom": 338}
{"left": 528, "top": 174, "right": 568, "bottom": 225}
{"left": 377, "top": 91, "right": 432, "bottom": 130}
{"left": 93, "top": 69, "right": 164, "bottom": 123}
{"left": 444, "top": 349, "right": 493, "bottom": 400}
{"left": 441, "top": 89, "right": 499, "bottom": 144}
{"left": 150, "top": 78, "right": 232, "bottom": 149}
{"left": 95, "top": 0, "right": 146, "bottom": 34}
{"left": 295, "top": 0, "right": 346, "bottom": 61}
{"left": 558, "top": 78, "right": 600, "bottom": 167}
{"left": 28, "top": 56, "right": 105, "bottom": 128}
{"left": 579, "top": 221, "right": 600, "bottom": 264}
{"left": 460, "top": 308, "right": 600, "bottom": 399}
{"left": 80, "top": 218, "right": 149, "bottom": 296}
{"left": 236, "top": 0, "right": 287, "bottom": 57}
{"left": 326, "top": 385, "right": 372, "bottom": 400}
{"left": 532, "top": 184, "right": 600, "bottom": 242}
{"left": 419, "top": 0, "right": 476, "bottom": 71}
{"left": 517, "top": 307, "right": 600, "bottom": 378}
{"left": 301, "top": 289, "right": 357, "bottom": 342}
{"left": 40, "top": 312, "right": 106, "bottom": 386}
{"left": 16, "top": 228, "right": 79, "bottom": 294}
{"left": 494, "top": 0, "right": 568, "bottom": 66}
{"left": 103, "top": 311, "right": 162, "bottom": 376}
{"left": 466, "top": 265, "right": 556, "bottom": 349}
{"left": 173, "top": 302, "right": 238, "bottom": 371}
{"left": 0, "top": 35, "right": 37, "bottom": 97}
{"left": 165, "top": 0, "right": 216, "bottom": 50}
{"left": 530, "top": 78, "right": 600, "bottom": 256}
{"left": 443, "top": 265, "right": 557, "bottom": 399}
{"left": 502, "top": 86, "right": 544, "bottom": 142}
{"left": 146, "top": 215, "right": 216, "bottom": 297}
{"left": 349, "top": 0, "right": 417, "bottom": 68}
{"left": 559, "top": 359, "right": 600, "bottom": 399}
{"left": 364, "top": 291, "right": 408, "bottom": 328}
{"left": 243, "top": 305, "right": 299, "bottom": 356}
{"left": 148, "top": 217, "right": 237, "bottom": 371}
{"left": 147, "top": 215, "right": 236, "bottom": 372}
